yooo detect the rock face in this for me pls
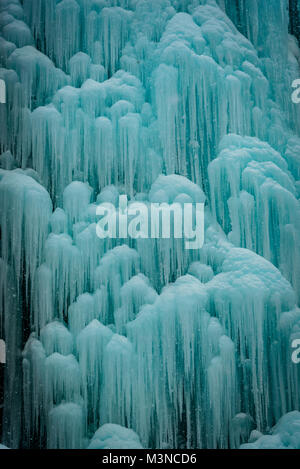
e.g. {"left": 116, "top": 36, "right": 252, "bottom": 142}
{"left": 0, "top": 0, "right": 300, "bottom": 449}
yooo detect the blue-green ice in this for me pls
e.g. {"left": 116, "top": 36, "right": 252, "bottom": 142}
{"left": 1, "top": 0, "right": 300, "bottom": 449}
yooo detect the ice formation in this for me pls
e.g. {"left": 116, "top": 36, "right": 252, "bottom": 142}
{"left": 240, "top": 411, "right": 300, "bottom": 449}
{"left": 88, "top": 424, "right": 143, "bottom": 449}
{"left": 0, "top": 0, "right": 300, "bottom": 450}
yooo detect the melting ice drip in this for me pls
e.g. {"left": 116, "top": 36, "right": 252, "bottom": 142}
{"left": 0, "top": 0, "right": 300, "bottom": 450}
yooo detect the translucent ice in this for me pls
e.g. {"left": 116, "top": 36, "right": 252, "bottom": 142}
{"left": 240, "top": 411, "right": 300, "bottom": 449}
{"left": 88, "top": 424, "right": 143, "bottom": 449}
{"left": 1, "top": 0, "right": 300, "bottom": 451}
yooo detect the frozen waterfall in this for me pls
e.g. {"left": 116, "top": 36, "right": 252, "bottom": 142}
{"left": 1, "top": 0, "right": 300, "bottom": 450}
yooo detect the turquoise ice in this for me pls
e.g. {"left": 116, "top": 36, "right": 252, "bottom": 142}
{"left": 0, "top": 0, "right": 300, "bottom": 449}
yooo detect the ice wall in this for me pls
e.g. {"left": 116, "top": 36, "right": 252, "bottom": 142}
{"left": 240, "top": 411, "right": 300, "bottom": 449}
{"left": 0, "top": 0, "right": 300, "bottom": 449}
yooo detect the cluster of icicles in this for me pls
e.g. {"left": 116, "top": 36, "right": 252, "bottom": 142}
{"left": 1, "top": 0, "right": 300, "bottom": 449}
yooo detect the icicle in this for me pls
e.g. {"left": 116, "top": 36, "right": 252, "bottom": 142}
{"left": 75, "top": 223, "right": 109, "bottom": 291}
{"left": 99, "top": 7, "right": 133, "bottom": 76}
{"left": 7, "top": 46, "right": 69, "bottom": 108}
{"left": 68, "top": 288, "right": 108, "bottom": 336}
{"left": 33, "top": 264, "right": 54, "bottom": 332}
{"left": 63, "top": 181, "right": 93, "bottom": 229}
{"left": 94, "top": 118, "right": 114, "bottom": 189}
{"left": 0, "top": 259, "right": 22, "bottom": 448}
{"left": 47, "top": 403, "right": 85, "bottom": 449}
{"left": 1, "top": 19, "right": 33, "bottom": 48}
{"left": 0, "top": 170, "right": 52, "bottom": 295}
{"left": 31, "top": 104, "right": 64, "bottom": 196}
{"left": 69, "top": 52, "right": 92, "bottom": 87}
{"left": 50, "top": 208, "right": 68, "bottom": 234}
{"left": 40, "top": 321, "right": 73, "bottom": 356}
{"left": 209, "top": 134, "right": 300, "bottom": 300}
{"left": 100, "top": 334, "right": 134, "bottom": 428}
{"left": 188, "top": 262, "right": 214, "bottom": 283}
{"left": 126, "top": 274, "right": 238, "bottom": 448}
{"left": 45, "top": 353, "right": 81, "bottom": 407}
{"left": 208, "top": 247, "right": 296, "bottom": 430}
{"left": 77, "top": 320, "right": 113, "bottom": 430}
{"left": 0, "top": 37, "right": 16, "bottom": 67}
{"left": 231, "top": 413, "right": 254, "bottom": 448}
{"left": 134, "top": 174, "right": 205, "bottom": 290}
{"left": 54, "top": 0, "right": 81, "bottom": 70}
{"left": 0, "top": 150, "right": 15, "bottom": 170}
{"left": 22, "top": 336, "right": 46, "bottom": 446}
{"left": 44, "top": 233, "right": 84, "bottom": 319}
{"left": 94, "top": 245, "right": 140, "bottom": 321}
{"left": 115, "top": 274, "right": 157, "bottom": 333}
